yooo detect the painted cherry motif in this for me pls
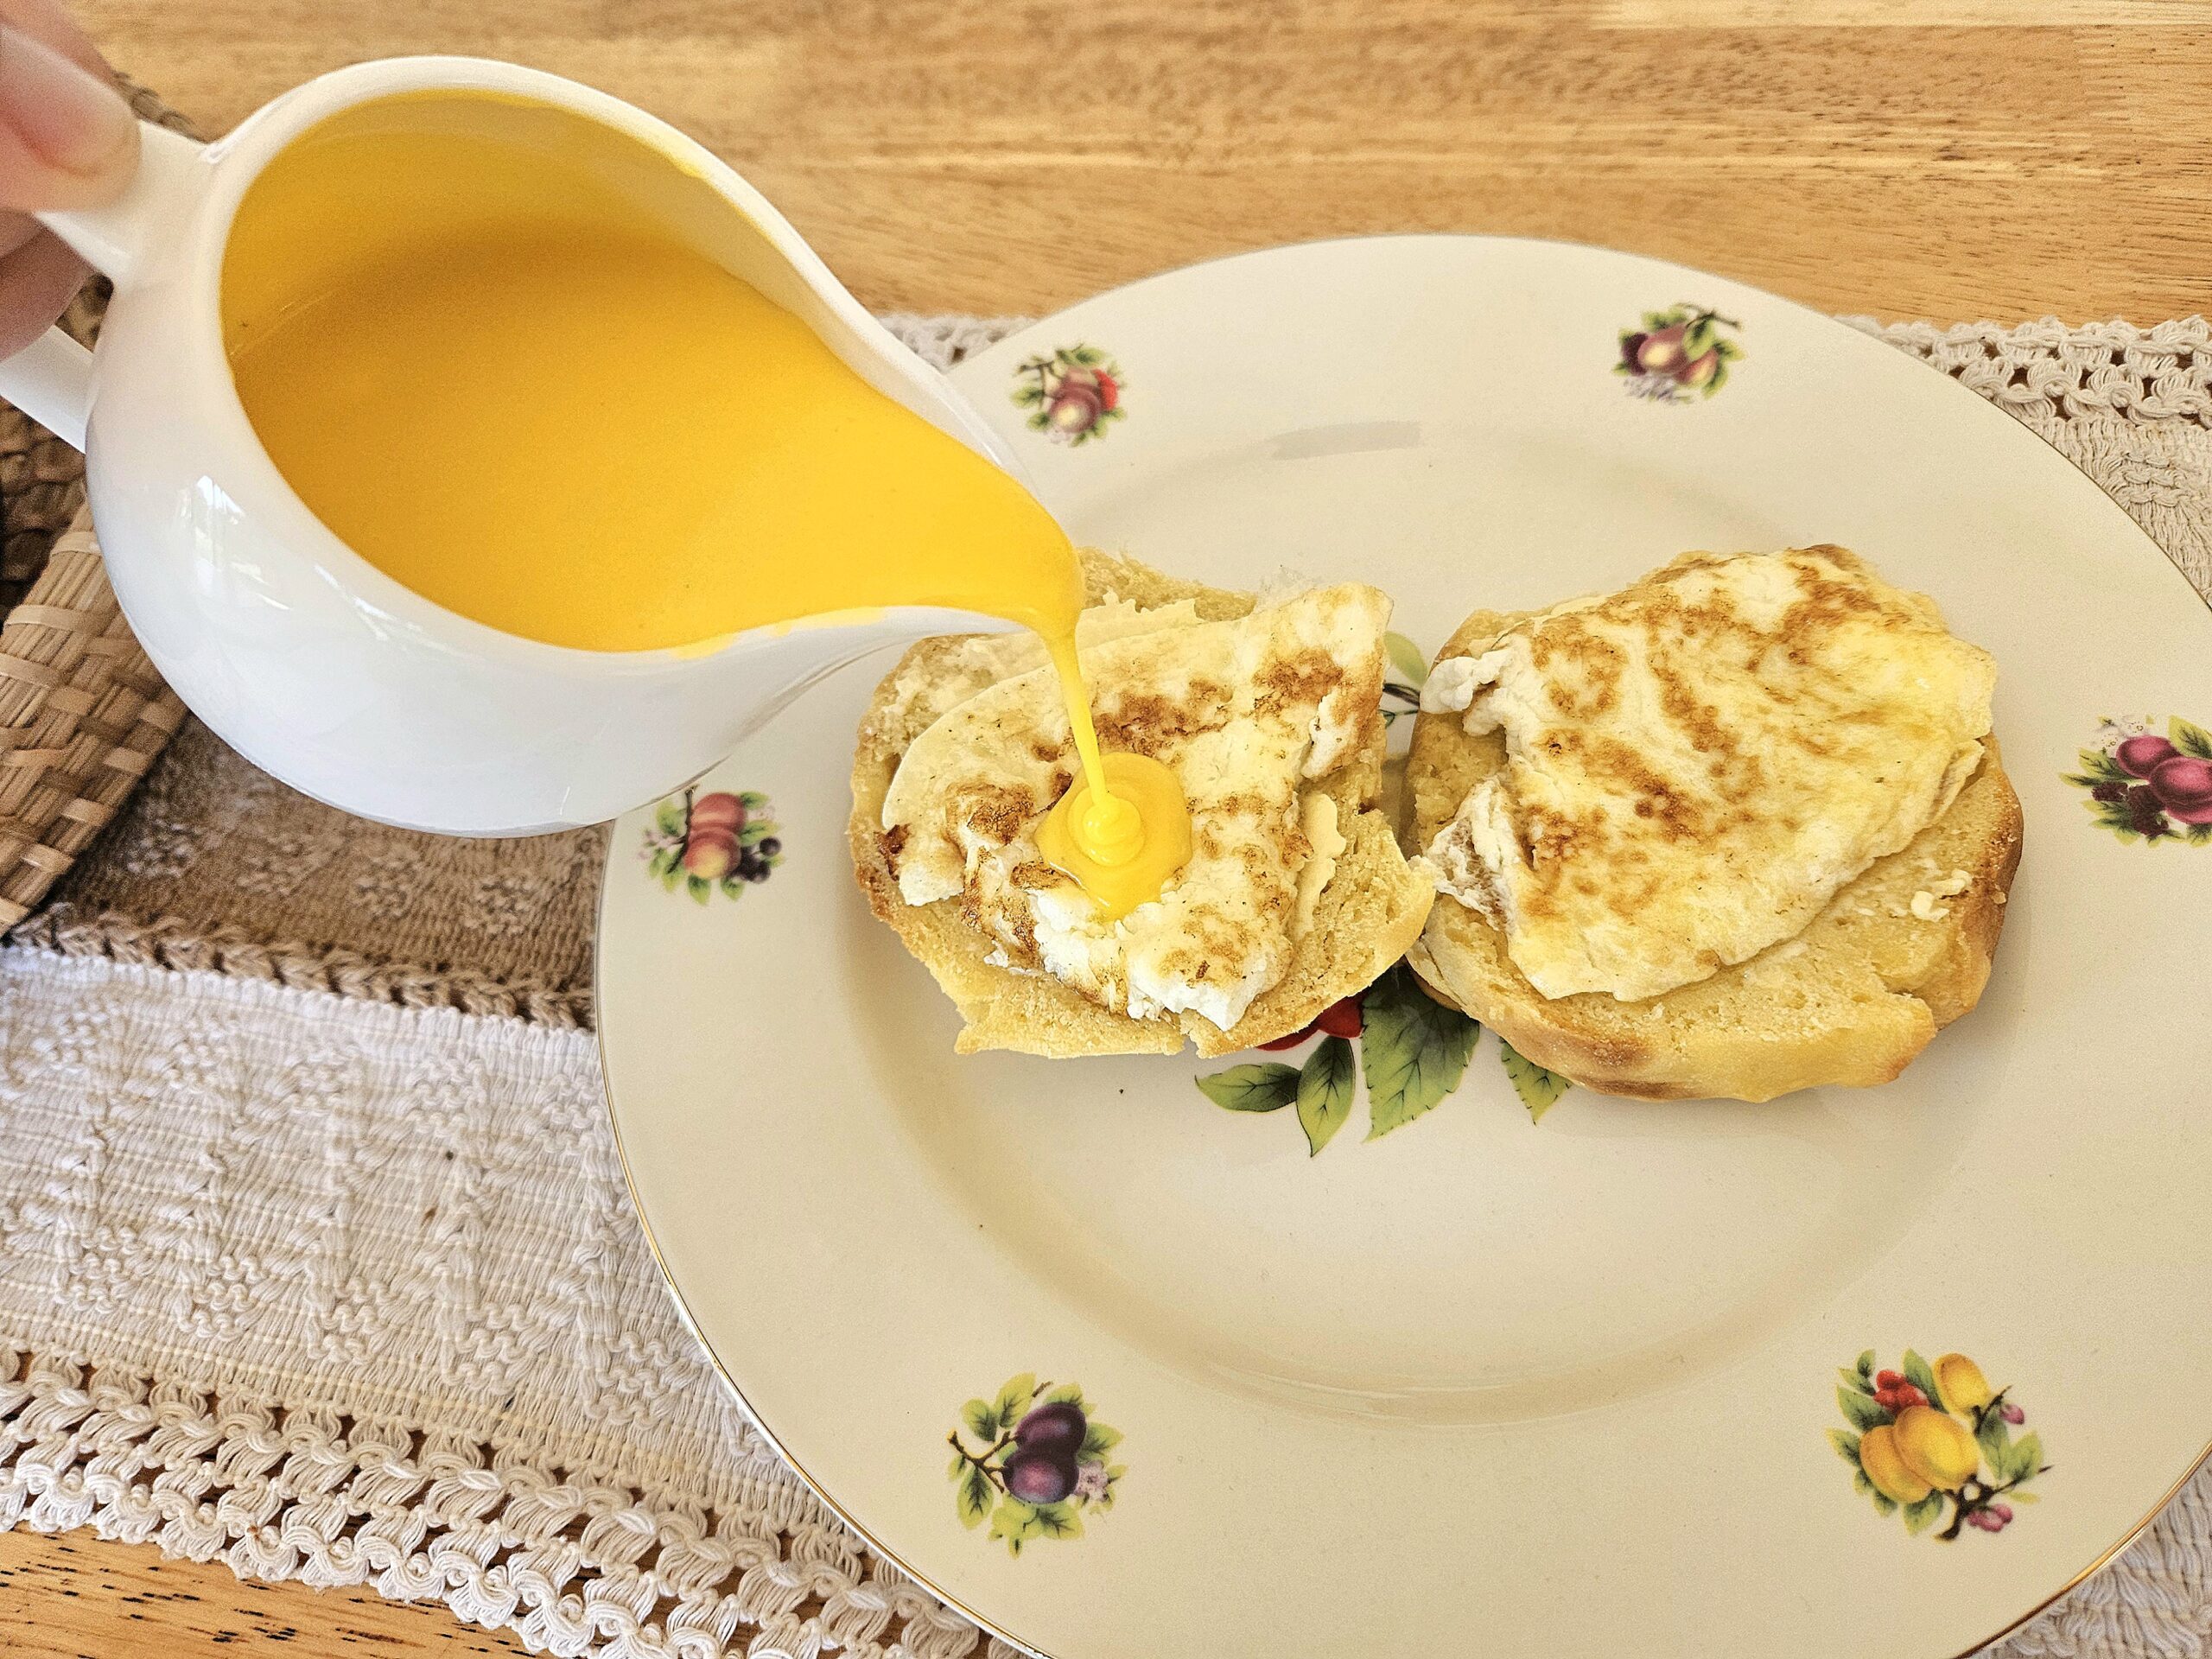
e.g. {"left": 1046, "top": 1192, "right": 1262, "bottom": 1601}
{"left": 1256, "top": 992, "right": 1364, "bottom": 1050}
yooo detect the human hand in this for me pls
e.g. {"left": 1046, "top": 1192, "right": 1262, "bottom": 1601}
{"left": 0, "top": 0, "right": 137, "bottom": 358}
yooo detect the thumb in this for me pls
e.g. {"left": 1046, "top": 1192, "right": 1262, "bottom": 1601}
{"left": 0, "top": 21, "right": 137, "bottom": 213}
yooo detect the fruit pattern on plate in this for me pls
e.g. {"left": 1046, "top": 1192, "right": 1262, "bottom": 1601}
{"left": 1832, "top": 1349, "right": 2050, "bottom": 1540}
{"left": 1012, "top": 343, "right": 1125, "bottom": 446}
{"left": 2066, "top": 716, "right": 2212, "bottom": 844}
{"left": 1195, "top": 963, "right": 1572, "bottom": 1155}
{"left": 643, "top": 787, "right": 785, "bottom": 902}
{"left": 948, "top": 1375, "right": 1125, "bottom": 1555}
{"left": 1615, "top": 303, "right": 1745, "bottom": 403}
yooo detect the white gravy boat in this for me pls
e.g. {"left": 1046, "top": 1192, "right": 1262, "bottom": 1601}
{"left": 0, "top": 57, "right": 1022, "bottom": 835}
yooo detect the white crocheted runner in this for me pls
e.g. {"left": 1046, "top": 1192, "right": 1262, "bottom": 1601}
{"left": 2, "top": 316, "right": 2209, "bottom": 1659}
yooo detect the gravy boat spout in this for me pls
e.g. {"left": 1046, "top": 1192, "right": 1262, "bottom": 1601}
{"left": 0, "top": 57, "right": 1041, "bottom": 836}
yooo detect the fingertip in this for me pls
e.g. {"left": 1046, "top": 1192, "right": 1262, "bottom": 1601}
{"left": 0, "top": 22, "right": 139, "bottom": 199}
{"left": 0, "top": 228, "right": 91, "bottom": 359}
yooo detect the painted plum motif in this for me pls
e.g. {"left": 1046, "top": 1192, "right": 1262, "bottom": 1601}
{"left": 2066, "top": 716, "right": 2212, "bottom": 843}
{"left": 948, "top": 1374, "right": 1124, "bottom": 1554}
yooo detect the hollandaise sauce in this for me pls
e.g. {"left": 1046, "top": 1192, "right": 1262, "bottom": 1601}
{"left": 219, "top": 94, "right": 1191, "bottom": 906}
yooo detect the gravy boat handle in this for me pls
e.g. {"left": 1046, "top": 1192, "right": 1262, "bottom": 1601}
{"left": 0, "top": 122, "right": 208, "bottom": 449}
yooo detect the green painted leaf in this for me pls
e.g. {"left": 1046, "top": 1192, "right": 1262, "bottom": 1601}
{"left": 655, "top": 799, "right": 685, "bottom": 836}
{"left": 956, "top": 1465, "right": 994, "bottom": 1529}
{"left": 1362, "top": 965, "right": 1480, "bottom": 1139}
{"left": 719, "top": 877, "right": 742, "bottom": 899}
{"left": 2189, "top": 821, "right": 2212, "bottom": 845}
{"left": 1838, "top": 1367, "right": 1875, "bottom": 1395}
{"left": 688, "top": 876, "right": 712, "bottom": 906}
{"left": 993, "top": 1373, "right": 1038, "bottom": 1430}
{"left": 2007, "top": 1431, "right": 2045, "bottom": 1486}
{"left": 1296, "top": 1037, "right": 1357, "bottom": 1155}
{"left": 988, "top": 1497, "right": 1034, "bottom": 1555}
{"left": 962, "top": 1399, "right": 999, "bottom": 1442}
{"left": 1499, "top": 1040, "right": 1570, "bottom": 1122}
{"left": 1867, "top": 1485, "right": 1898, "bottom": 1517}
{"left": 1028, "top": 1501, "right": 1083, "bottom": 1541}
{"left": 2010, "top": 1489, "right": 2040, "bottom": 1504}
{"left": 1702, "top": 359, "right": 1730, "bottom": 397}
{"left": 1385, "top": 631, "right": 1430, "bottom": 690}
{"left": 1901, "top": 1350, "right": 1943, "bottom": 1410}
{"left": 1081, "top": 1422, "right": 1122, "bottom": 1458}
{"left": 1828, "top": 1428, "right": 1862, "bottom": 1465}
{"left": 1044, "top": 1382, "right": 1084, "bottom": 1408}
{"left": 948, "top": 1452, "right": 966, "bottom": 1480}
{"left": 738, "top": 791, "right": 769, "bottom": 809}
{"left": 1838, "top": 1386, "right": 1892, "bottom": 1432}
{"left": 2079, "top": 748, "right": 2133, "bottom": 782}
{"left": 1682, "top": 317, "right": 1717, "bottom": 359}
{"left": 739, "top": 822, "right": 771, "bottom": 845}
{"left": 1903, "top": 1491, "right": 1945, "bottom": 1535}
{"left": 1975, "top": 1407, "right": 2012, "bottom": 1470}
{"left": 1197, "top": 1063, "right": 1300, "bottom": 1113}
{"left": 1856, "top": 1350, "right": 1877, "bottom": 1382}
{"left": 2171, "top": 716, "right": 2212, "bottom": 760}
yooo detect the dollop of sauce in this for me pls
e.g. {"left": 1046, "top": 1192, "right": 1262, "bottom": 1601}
{"left": 1037, "top": 753, "right": 1193, "bottom": 921}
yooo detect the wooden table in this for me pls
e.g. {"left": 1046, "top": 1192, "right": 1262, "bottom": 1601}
{"left": 6, "top": 2, "right": 2211, "bottom": 1653}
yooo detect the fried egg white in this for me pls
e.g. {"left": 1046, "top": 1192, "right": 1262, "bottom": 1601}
{"left": 881, "top": 583, "right": 1391, "bottom": 1031}
{"left": 1420, "top": 547, "right": 1995, "bottom": 1001}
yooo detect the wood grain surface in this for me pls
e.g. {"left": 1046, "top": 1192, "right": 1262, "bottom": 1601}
{"left": 10, "top": 0, "right": 2212, "bottom": 1652}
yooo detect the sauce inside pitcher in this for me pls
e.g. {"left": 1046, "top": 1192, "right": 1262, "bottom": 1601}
{"left": 220, "top": 95, "right": 1182, "bottom": 896}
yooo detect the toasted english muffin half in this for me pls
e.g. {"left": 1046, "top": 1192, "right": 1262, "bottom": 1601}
{"left": 850, "top": 551, "right": 1433, "bottom": 1058}
{"left": 1403, "top": 556, "right": 2022, "bottom": 1103}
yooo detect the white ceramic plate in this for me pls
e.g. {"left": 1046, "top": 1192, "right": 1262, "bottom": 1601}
{"left": 597, "top": 238, "right": 2212, "bottom": 1659}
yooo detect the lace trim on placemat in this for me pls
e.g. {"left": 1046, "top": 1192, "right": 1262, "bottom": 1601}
{"left": 879, "top": 313, "right": 1029, "bottom": 369}
{"left": 1858, "top": 315, "right": 2212, "bottom": 428}
{"left": 0, "top": 1345, "right": 1017, "bottom": 1659}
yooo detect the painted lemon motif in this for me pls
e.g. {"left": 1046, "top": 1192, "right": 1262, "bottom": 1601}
{"left": 1895, "top": 1405, "right": 1980, "bottom": 1491}
{"left": 1934, "top": 1352, "right": 1994, "bottom": 1413}
{"left": 1857, "top": 1424, "right": 1934, "bottom": 1505}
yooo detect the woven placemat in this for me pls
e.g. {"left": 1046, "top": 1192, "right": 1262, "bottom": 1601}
{"left": 0, "top": 85, "right": 205, "bottom": 933}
